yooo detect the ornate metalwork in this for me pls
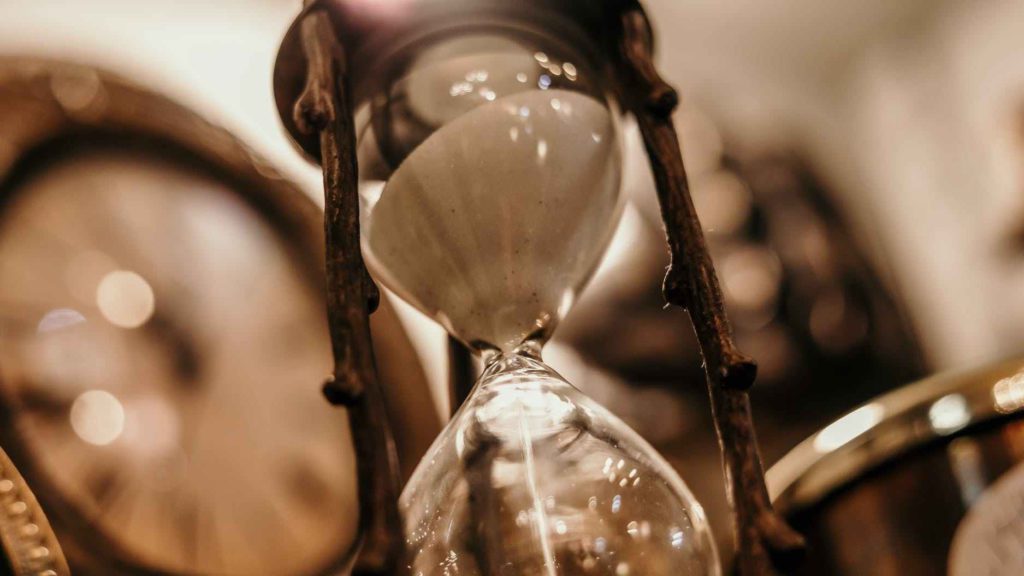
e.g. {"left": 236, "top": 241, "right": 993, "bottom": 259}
{"left": 0, "top": 447, "right": 70, "bottom": 576}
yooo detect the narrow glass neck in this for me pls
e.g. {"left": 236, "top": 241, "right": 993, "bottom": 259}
{"left": 480, "top": 338, "right": 544, "bottom": 369}
{"left": 472, "top": 345, "right": 569, "bottom": 403}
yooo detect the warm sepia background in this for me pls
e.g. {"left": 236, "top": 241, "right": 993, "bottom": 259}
{"left": 3, "top": 0, "right": 1024, "bottom": 560}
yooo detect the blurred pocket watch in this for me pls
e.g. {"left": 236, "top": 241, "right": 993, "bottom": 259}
{"left": 0, "top": 59, "right": 436, "bottom": 575}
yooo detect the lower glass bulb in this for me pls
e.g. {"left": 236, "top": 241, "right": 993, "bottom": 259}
{"left": 400, "top": 353, "right": 720, "bottom": 575}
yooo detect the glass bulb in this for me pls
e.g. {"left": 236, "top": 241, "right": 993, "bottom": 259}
{"left": 401, "top": 352, "right": 720, "bottom": 575}
{"left": 357, "top": 29, "right": 623, "bottom": 352}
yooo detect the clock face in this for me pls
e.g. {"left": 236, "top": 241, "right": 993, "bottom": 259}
{"left": 0, "top": 148, "right": 357, "bottom": 575}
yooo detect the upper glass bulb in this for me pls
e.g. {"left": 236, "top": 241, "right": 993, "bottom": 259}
{"left": 401, "top": 352, "right": 720, "bottom": 575}
{"left": 356, "top": 28, "right": 624, "bottom": 352}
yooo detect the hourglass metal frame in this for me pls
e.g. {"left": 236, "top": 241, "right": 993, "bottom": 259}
{"left": 274, "top": 1, "right": 804, "bottom": 574}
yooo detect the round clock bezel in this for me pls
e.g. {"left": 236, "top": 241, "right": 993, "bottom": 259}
{"left": 0, "top": 57, "right": 355, "bottom": 576}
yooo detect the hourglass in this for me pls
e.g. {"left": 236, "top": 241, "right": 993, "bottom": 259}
{"left": 348, "top": 21, "right": 724, "bottom": 569}
{"left": 274, "top": 1, "right": 802, "bottom": 575}
{"left": 350, "top": 23, "right": 722, "bottom": 574}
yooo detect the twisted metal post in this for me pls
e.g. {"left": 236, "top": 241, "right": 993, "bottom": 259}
{"left": 614, "top": 6, "right": 806, "bottom": 575}
{"left": 292, "top": 8, "right": 406, "bottom": 575}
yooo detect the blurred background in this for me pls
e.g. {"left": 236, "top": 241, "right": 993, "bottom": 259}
{"left": 2, "top": 0, "right": 1024, "bottom": 569}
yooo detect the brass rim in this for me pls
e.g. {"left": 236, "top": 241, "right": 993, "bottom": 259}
{"left": 0, "top": 447, "right": 70, "bottom": 576}
{"left": 767, "top": 356, "right": 1024, "bottom": 513}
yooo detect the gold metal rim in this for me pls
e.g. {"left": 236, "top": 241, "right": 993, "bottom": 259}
{"left": 767, "top": 356, "right": 1024, "bottom": 513}
{"left": 0, "top": 447, "right": 70, "bottom": 576}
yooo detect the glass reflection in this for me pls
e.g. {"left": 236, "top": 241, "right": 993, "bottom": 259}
{"left": 402, "top": 353, "right": 719, "bottom": 575}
